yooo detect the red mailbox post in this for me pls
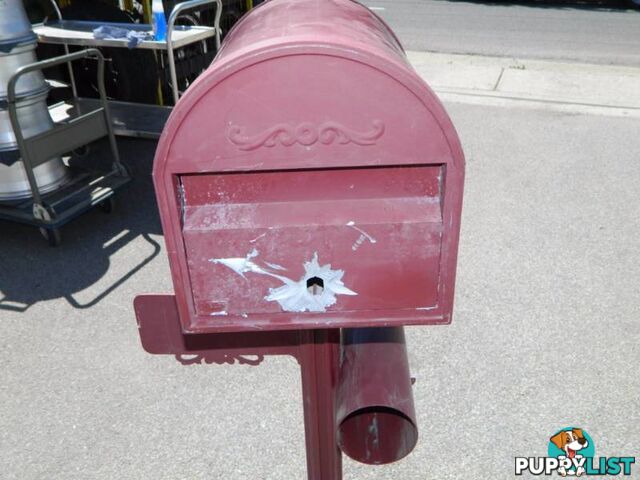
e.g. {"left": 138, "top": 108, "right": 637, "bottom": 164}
{"left": 134, "top": 0, "right": 464, "bottom": 477}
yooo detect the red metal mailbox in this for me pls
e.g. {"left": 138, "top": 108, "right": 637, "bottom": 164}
{"left": 152, "top": 0, "right": 464, "bottom": 335}
{"left": 135, "top": 0, "right": 464, "bottom": 476}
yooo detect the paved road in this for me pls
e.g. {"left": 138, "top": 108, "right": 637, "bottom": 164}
{"left": 361, "top": 0, "right": 640, "bottom": 65}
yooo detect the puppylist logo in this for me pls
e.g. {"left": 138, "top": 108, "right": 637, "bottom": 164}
{"left": 515, "top": 427, "right": 635, "bottom": 476}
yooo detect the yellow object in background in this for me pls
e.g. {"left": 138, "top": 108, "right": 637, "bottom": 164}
{"left": 142, "top": 0, "right": 152, "bottom": 23}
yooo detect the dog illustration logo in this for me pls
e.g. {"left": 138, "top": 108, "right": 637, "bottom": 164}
{"left": 548, "top": 428, "right": 594, "bottom": 477}
{"left": 516, "top": 427, "right": 635, "bottom": 476}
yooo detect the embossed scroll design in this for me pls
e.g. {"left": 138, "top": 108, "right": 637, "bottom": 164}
{"left": 176, "top": 353, "right": 265, "bottom": 366}
{"left": 226, "top": 120, "right": 385, "bottom": 151}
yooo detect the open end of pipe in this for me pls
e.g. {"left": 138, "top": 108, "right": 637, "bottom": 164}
{"left": 337, "top": 406, "right": 418, "bottom": 465}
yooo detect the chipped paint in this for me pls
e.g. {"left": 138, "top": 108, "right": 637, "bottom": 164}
{"left": 265, "top": 252, "right": 356, "bottom": 312}
{"left": 264, "top": 261, "right": 287, "bottom": 271}
{"left": 209, "top": 310, "right": 228, "bottom": 316}
{"left": 351, "top": 234, "right": 367, "bottom": 251}
{"left": 178, "top": 181, "right": 186, "bottom": 225}
{"left": 208, "top": 248, "right": 289, "bottom": 282}
{"left": 416, "top": 305, "right": 437, "bottom": 311}
{"left": 346, "top": 221, "right": 377, "bottom": 251}
{"left": 249, "top": 232, "right": 267, "bottom": 243}
{"left": 210, "top": 250, "right": 356, "bottom": 313}
{"left": 368, "top": 414, "right": 380, "bottom": 447}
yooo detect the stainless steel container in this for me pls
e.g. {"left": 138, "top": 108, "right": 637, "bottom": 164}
{"left": 0, "top": 91, "right": 53, "bottom": 149}
{"left": 0, "top": 0, "right": 36, "bottom": 47}
{"left": 0, "top": 152, "right": 69, "bottom": 200}
{"left": 0, "top": 0, "right": 69, "bottom": 201}
{"left": 0, "top": 44, "right": 49, "bottom": 99}
{"left": 0, "top": 93, "right": 69, "bottom": 200}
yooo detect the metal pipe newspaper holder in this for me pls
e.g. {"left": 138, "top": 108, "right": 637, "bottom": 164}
{"left": 135, "top": 298, "right": 420, "bottom": 477}
{"left": 134, "top": 0, "right": 465, "bottom": 477}
{"left": 0, "top": 49, "right": 131, "bottom": 245}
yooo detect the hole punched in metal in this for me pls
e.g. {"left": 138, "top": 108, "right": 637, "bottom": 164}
{"left": 306, "top": 276, "right": 324, "bottom": 296}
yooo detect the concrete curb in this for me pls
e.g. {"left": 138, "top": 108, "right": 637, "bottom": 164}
{"left": 407, "top": 51, "right": 640, "bottom": 116}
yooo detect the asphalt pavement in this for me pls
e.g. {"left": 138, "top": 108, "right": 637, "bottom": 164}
{"left": 1, "top": 2, "right": 640, "bottom": 479}
{"left": 361, "top": 0, "right": 640, "bottom": 65}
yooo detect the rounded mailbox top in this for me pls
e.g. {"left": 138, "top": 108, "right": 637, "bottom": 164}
{"left": 155, "top": 0, "right": 464, "bottom": 176}
{"left": 153, "top": 0, "right": 465, "bottom": 334}
{"left": 216, "top": 0, "right": 407, "bottom": 68}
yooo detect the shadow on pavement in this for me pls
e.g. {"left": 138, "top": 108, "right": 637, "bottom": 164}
{"left": 0, "top": 138, "right": 163, "bottom": 312}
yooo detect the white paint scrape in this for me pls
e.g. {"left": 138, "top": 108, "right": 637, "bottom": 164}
{"left": 209, "top": 248, "right": 277, "bottom": 280}
{"left": 266, "top": 252, "right": 357, "bottom": 312}
{"left": 264, "top": 261, "right": 287, "bottom": 271}
{"left": 346, "top": 221, "right": 377, "bottom": 251}
{"left": 209, "top": 250, "right": 356, "bottom": 313}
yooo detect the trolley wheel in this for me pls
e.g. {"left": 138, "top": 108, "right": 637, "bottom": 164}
{"left": 99, "top": 197, "right": 116, "bottom": 214}
{"left": 39, "top": 228, "right": 62, "bottom": 247}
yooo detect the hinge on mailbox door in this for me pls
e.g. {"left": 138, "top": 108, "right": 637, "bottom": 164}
{"left": 177, "top": 178, "right": 186, "bottom": 227}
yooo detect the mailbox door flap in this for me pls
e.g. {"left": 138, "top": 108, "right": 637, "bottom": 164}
{"left": 180, "top": 165, "right": 444, "bottom": 320}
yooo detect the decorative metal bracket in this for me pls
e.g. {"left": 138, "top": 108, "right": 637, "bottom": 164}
{"left": 176, "top": 353, "right": 265, "bottom": 366}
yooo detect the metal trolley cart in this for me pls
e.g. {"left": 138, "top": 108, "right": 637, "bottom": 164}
{"left": 0, "top": 49, "right": 131, "bottom": 246}
{"left": 34, "top": 0, "right": 223, "bottom": 139}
